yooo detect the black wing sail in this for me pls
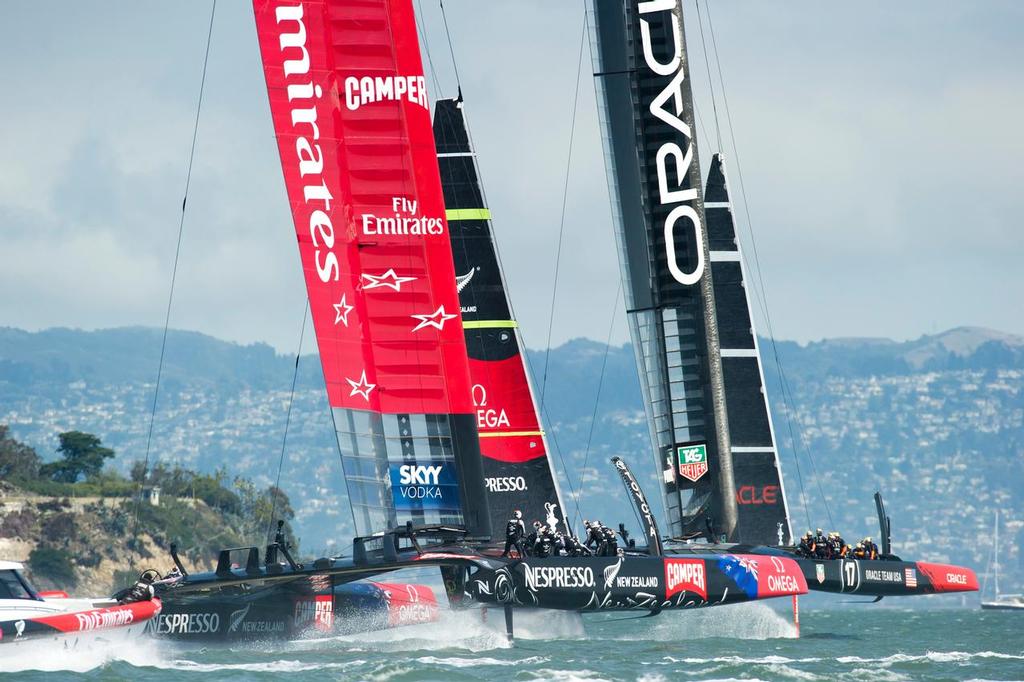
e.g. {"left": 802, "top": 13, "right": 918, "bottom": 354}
{"left": 589, "top": 0, "right": 739, "bottom": 541}
{"left": 705, "top": 154, "right": 792, "bottom": 545}
{"left": 433, "top": 98, "right": 569, "bottom": 539}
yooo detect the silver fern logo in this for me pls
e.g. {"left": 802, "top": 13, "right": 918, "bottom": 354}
{"left": 603, "top": 557, "right": 624, "bottom": 590}
{"left": 456, "top": 267, "right": 477, "bottom": 293}
{"left": 228, "top": 604, "right": 251, "bottom": 633}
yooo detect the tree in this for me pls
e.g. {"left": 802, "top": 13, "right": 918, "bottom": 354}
{"left": 40, "top": 431, "right": 115, "bottom": 483}
{"left": 0, "top": 425, "right": 41, "bottom": 480}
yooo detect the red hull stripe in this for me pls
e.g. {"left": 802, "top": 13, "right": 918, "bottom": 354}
{"left": 916, "top": 562, "right": 979, "bottom": 593}
{"left": 253, "top": 0, "right": 473, "bottom": 415}
{"left": 370, "top": 582, "right": 440, "bottom": 627}
{"left": 22, "top": 598, "right": 161, "bottom": 634}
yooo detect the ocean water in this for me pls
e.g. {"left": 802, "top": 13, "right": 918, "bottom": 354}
{"left": 4, "top": 603, "right": 1023, "bottom": 681}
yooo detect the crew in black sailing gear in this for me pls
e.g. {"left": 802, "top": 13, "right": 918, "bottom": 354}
{"left": 862, "top": 537, "right": 878, "bottom": 560}
{"left": 584, "top": 520, "right": 604, "bottom": 553}
{"left": 524, "top": 521, "right": 541, "bottom": 557}
{"left": 814, "top": 529, "right": 828, "bottom": 559}
{"left": 533, "top": 524, "right": 556, "bottom": 558}
{"left": 829, "top": 532, "right": 848, "bottom": 558}
{"left": 502, "top": 510, "right": 526, "bottom": 558}
{"left": 796, "top": 531, "right": 815, "bottom": 558}
{"left": 119, "top": 569, "right": 158, "bottom": 604}
{"left": 600, "top": 524, "right": 619, "bottom": 557}
{"left": 563, "top": 532, "right": 590, "bottom": 557}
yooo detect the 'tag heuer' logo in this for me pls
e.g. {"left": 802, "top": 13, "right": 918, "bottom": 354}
{"left": 677, "top": 444, "right": 708, "bottom": 483}
{"left": 664, "top": 558, "right": 707, "bottom": 600}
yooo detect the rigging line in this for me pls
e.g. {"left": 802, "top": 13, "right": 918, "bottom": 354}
{"left": 265, "top": 300, "right": 309, "bottom": 544}
{"left": 457, "top": 92, "right": 579, "bottom": 525}
{"left": 128, "top": 0, "right": 217, "bottom": 573}
{"left": 571, "top": 283, "right": 621, "bottom": 528}
{"left": 692, "top": 102, "right": 715, "bottom": 163}
{"left": 416, "top": 0, "right": 444, "bottom": 100}
{"left": 539, "top": 12, "right": 587, "bottom": 411}
{"left": 703, "top": 2, "right": 832, "bottom": 529}
{"left": 438, "top": 0, "right": 462, "bottom": 94}
{"left": 693, "top": 0, "right": 722, "bottom": 151}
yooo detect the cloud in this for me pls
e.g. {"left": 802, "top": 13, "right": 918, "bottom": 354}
{"left": 1, "top": 1, "right": 1021, "bottom": 352}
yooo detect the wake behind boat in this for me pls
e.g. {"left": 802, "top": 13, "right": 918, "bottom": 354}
{"left": 0, "top": 561, "right": 160, "bottom": 652}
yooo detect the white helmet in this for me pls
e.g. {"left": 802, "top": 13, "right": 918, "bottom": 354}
{"left": 513, "top": 510, "right": 522, "bottom": 519}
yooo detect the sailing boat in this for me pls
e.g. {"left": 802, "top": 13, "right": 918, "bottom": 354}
{"left": 982, "top": 512, "right": 1023, "bottom": 610}
{"left": 588, "top": 0, "right": 977, "bottom": 598}
{"left": 149, "top": 0, "right": 807, "bottom": 637}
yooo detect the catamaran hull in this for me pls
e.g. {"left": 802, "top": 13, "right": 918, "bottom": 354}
{"left": 466, "top": 553, "right": 806, "bottom": 612}
{"left": 150, "top": 579, "right": 437, "bottom": 642}
{"left": 796, "top": 558, "right": 978, "bottom": 597}
{"left": 0, "top": 598, "right": 160, "bottom": 650}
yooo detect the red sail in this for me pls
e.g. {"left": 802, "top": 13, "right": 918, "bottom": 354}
{"left": 254, "top": 0, "right": 489, "bottom": 538}
{"left": 253, "top": 0, "right": 472, "bottom": 416}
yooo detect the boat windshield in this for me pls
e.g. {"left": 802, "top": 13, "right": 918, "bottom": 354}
{"left": 0, "top": 569, "right": 37, "bottom": 600}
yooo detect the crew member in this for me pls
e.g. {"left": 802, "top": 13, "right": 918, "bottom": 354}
{"left": 862, "top": 537, "right": 878, "bottom": 560}
{"left": 851, "top": 541, "right": 866, "bottom": 559}
{"left": 524, "top": 521, "right": 541, "bottom": 557}
{"left": 119, "top": 570, "right": 157, "bottom": 604}
{"left": 814, "top": 529, "right": 828, "bottom": 559}
{"left": 796, "top": 531, "right": 815, "bottom": 558}
{"left": 534, "top": 524, "right": 556, "bottom": 558}
{"left": 584, "top": 520, "right": 604, "bottom": 553}
{"left": 502, "top": 509, "right": 526, "bottom": 558}
{"left": 600, "top": 523, "right": 619, "bottom": 557}
{"left": 831, "top": 532, "right": 848, "bottom": 558}
{"left": 563, "top": 532, "right": 589, "bottom": 557}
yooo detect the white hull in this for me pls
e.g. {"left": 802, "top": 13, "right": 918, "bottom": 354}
{"left": 981, "top": 601, "right": 1024, "bottom": 611}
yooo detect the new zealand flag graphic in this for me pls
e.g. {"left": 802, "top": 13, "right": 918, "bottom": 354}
{"left": 718, "top": 555, "right": 759, "bottom": 599}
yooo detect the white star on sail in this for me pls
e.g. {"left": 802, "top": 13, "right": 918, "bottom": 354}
{"left": 333, "top": 294, "right": 354, "bottom": 326}
{"left": 362, "top": 269, "right": 417, "bottom": 292}
{"left": 411, "top": 305, "right": 458, "bottom": 332}
{"left": 346, "top": 370, "right": 376, "bottom": 401}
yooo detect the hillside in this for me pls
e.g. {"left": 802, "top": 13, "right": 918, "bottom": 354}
{"left": 1, "top": 325, "right": 1021, "bottom": 593}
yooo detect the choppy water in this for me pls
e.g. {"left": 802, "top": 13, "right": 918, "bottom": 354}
{"left": 5, "top": 603, "right": 1023, "bottom": 681}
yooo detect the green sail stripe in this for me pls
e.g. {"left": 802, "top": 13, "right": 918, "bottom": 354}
{"left": 462, "top": 320, "right": 517, "bottom": 329}
{"left": 445, "top": 208, "right": 491, "bottom": 221}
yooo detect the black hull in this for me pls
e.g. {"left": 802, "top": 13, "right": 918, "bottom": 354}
{"left": 151, "top": 576, "right": 435, "bottom": 642}
{"left": 464, "top": 552, "right": 805, "bottom": 612}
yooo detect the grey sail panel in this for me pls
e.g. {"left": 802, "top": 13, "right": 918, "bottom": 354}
{"left": 704, "top": 153, "right": 792, "bottom": 545}
{"left": 589, "top": 0, "right": 738, "bottom": 540}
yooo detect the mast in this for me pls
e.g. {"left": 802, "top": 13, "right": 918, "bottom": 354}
{"left": 252, "top": 0, "right": 490, "bottom": 539}
{"left": 589, "top": 0, "right": 738, "bottom": 540}
{"left": 994, "top": 510, "right": 1000, "bottom": 598}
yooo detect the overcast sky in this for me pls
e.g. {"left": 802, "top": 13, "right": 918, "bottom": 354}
{"left": 1, "top": 1, "right": 1022, "bottom": 353}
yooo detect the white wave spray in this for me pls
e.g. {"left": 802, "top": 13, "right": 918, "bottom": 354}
{"left": 612, "top": 601, "right": 798, "bottom": 641}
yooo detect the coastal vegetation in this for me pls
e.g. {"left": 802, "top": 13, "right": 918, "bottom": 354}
{"left": 0, "top": 426, "right": 296, "bottom": 592}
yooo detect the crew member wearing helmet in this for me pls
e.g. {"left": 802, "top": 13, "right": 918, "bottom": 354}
{"left": 119, "top": 569, "right": 159, "bottom": 604}
{"left": 502, "top": 509, "right": 526, "bottom": 558}
{"left": 814, "top": 528, "right": 828, "bottom": 559}
{"left": 796, "top": 531, "right": 815, "bottom": 558}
